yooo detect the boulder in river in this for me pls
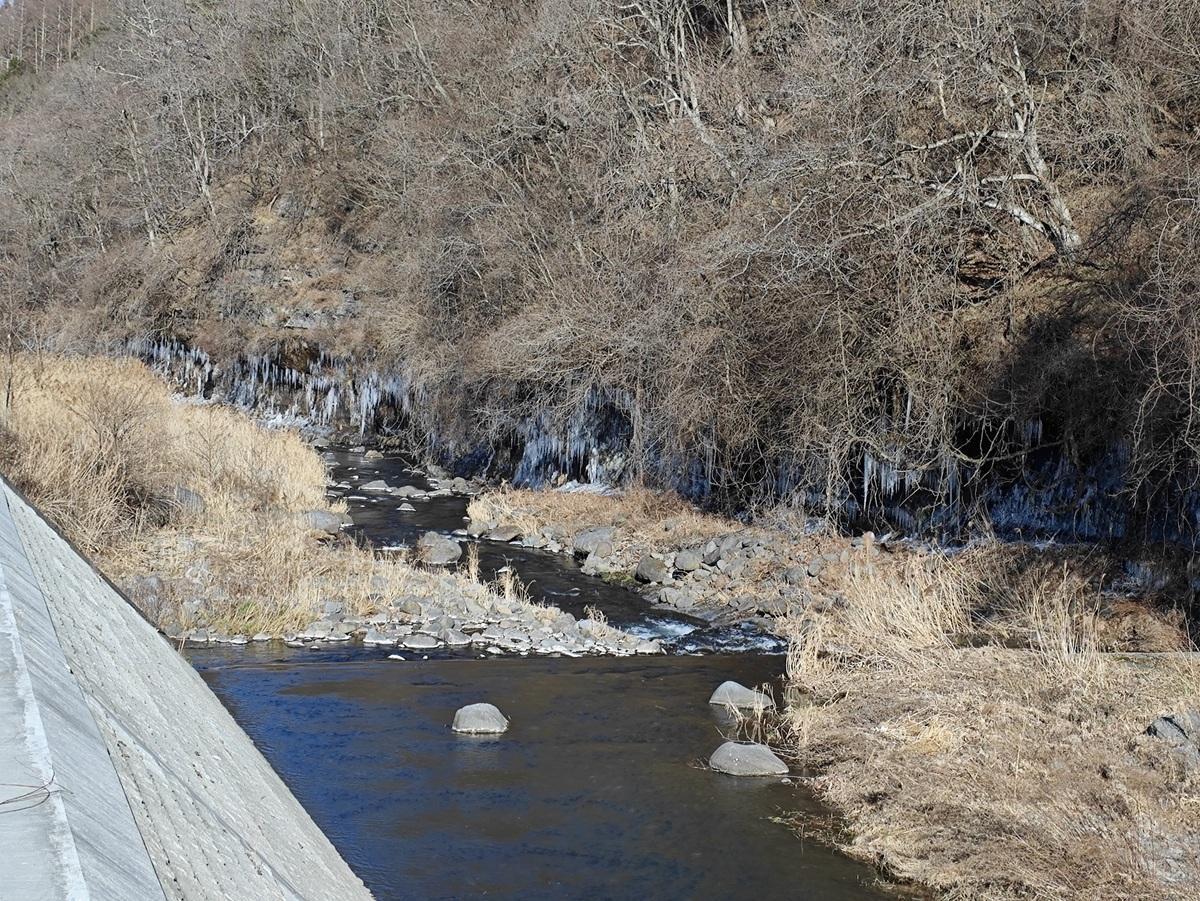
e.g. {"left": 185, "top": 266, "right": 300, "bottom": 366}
{"left": 303, "top": 509, "right": 343, "bottom": 536}
{"left": 361, "top": 479, "right": 391, "bottom": 491}
{"left": 709, "top": 742, "right": 788, "bottom": 776}
{"left": 417, "top": 531, "right": 463, "bottom": 566}
{"left": 635, "top": 555, "right": 672, "bottom": 583}
{"left": 452, "top": 702, "right": 509, "bottom": 734}
{"left": 709, "top": 681, "right": 775, "bottom": 710}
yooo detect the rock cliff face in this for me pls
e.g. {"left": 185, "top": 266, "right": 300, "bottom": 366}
{"left": 133, "top": 336, "right": 1200, "bottom": 547}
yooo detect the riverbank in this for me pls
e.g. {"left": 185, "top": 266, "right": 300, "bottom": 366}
{"left": 0, "top": 355, "right": 644, "bottom": 655}
{"left": 466, "top": 483, "right": 1200, "bottom": 899}
{"left": 782, "top": 553, "right": 1200, "bottom": 899}
{"left": 465, "top": 486, "right": 892, "bottom": 631}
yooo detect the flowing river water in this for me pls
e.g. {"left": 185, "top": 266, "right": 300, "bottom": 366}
{"left": 185, "top": 450, "right": 895, "bottom": 899}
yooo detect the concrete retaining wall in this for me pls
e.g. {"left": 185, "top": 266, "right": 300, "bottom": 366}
{"left": 0, "top": 480, "right": 371, "bottom": 900}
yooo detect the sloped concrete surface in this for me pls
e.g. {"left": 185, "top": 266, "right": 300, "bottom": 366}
{"left": 0, "top": 481, "right": 371, "bottom": 900}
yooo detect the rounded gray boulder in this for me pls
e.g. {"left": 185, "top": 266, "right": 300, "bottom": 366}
{"left": 302, "top": 509, "right": 343, "bottom": 535}
{"left": 416, "top": 531, "right": 463, "bottom": 566}
{"left": 709, "top": 741, "right": 788, "bottom": 776}
{"left": 635, "top": 555, "right": 672, "bottom": 583}
{"left": 452, "top": 703, "right": 509, "bottom": 734}
{"left": 709, "top": 680, "right": 775, "bottom": 710}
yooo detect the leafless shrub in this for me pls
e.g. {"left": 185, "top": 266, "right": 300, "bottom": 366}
{"left": 4, "top": 0, "right": 1200, "bottom": 529}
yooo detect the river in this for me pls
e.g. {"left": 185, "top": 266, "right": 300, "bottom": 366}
{"left": 184, "top": 449, "right": 895, "bottom": 899}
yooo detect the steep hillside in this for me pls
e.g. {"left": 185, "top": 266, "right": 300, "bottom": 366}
{"left": 3, "top": 0, "right": 1200, "bottom": 539}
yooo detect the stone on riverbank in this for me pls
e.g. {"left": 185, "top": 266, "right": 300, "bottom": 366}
{"left": 573, "top": 526, "right": 616, "bottom": 557}
{"left": 303, "top": 509, "right": 343, "bottom": 535}
{"left": 299, "top": 620, "right": 334, "bottom": 640}
{"left": 1147, "top": 710, "right": 1200, "bottom": 773}
{"left": 452, "top": 703, "right": 509, "bottom": 734}
{"left": 782, "top": 565, "right": 807, "bottom": 585}
{"left": 402, "top": 634, "right": 440, "bottom": 650}
{"left": 674, "top": 549, "right": 702, "bottom": 572}
{"left": 363, "top": 630, "right": 396, "bottom": 646}
{"left": 394, "top": 597, "right": 424, "bottom": 617}
{"left": 709, "top": 681, "right": 775, "bottom": 710}
{"left": 417, "top": 531, "right": 463, "bottom": 566}
{"left": 488, "top": 525, "right": 523, "bottom": 542}
{"left": 581, "top": 551, "right": 621, "bottom": 576}
{"left": 709, "top": 742, "right": 788, "bottom": 776}
{"left": 635, "top": 555, "right": 672, "bottom": 583}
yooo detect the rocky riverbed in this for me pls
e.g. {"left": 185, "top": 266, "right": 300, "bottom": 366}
{"left": 465, "top": 486, "right": 896, "bottom": 636}
{"left": 159, "top": 445, "right": 661, "bottom": 657}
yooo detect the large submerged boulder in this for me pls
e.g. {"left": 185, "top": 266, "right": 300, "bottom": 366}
{"left": 709, "top": 742, "right": 788, "bottom": 776}
{"left": 452, "top": 703, "right": 509, "bottom": 734}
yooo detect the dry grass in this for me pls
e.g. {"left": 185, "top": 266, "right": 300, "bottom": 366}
{"left": 782, "top": 551, "right": 1200, "bottom": 900}
{"left": 468, "top": 485, "right": 737, "bottom": 561}
{"left": 0, "top": 353, "right": 522, "bottom": 635}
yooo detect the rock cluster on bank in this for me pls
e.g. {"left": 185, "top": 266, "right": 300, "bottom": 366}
{"left": 468, "top": 501, "right": 891, "bottom": 632}
{"left": 172, "top": 572, "right": 661, "bottom": 658}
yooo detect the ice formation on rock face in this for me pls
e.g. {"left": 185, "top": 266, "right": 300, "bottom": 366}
{"left": 127, "top": 338, "right": 1199, "bottom": 545}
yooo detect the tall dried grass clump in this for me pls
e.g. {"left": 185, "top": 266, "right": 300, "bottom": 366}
{"left": 467, "top": 485, "right": 735, "bottom": 558}
{"left": 781, "top": 548, "right": 1200, "bottom": 900}
{"left": 0, "top": 353, "right": 325, "bottom": 552}
{"left": 0, "top": 354, "right": 456, "bottom": 633}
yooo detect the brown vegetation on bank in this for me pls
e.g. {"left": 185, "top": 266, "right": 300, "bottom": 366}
{"left": 0, "top": 354, "right": 527, "bottom": 634}
{"left": 782, "top": 552, "right": 1200, "bottom": 900}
